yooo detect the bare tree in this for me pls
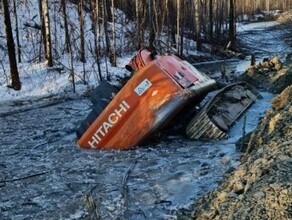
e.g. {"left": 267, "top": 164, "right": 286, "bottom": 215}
{"left": 78, "top": 0, "right": 86, "bottom": 63}
{"left": 44, "top": 0, "right": 53, "bottom": 66}
{"left": 228, "top": 0, "right": 236, "bottom": 49}
{"left": 266, "top": 0, "right": 270, "bottom": 12}
{"left": 209, "top": 0, "right": 214, "bottom": 53}
{"left": 91, "top": 0, "right": 103, "bottom": 81}
{"left": 61, "top": 0, "right": 70, "bottom": 53}
{"left": 102, "top": 0, "right": 114, "bottom": 71}
{"left": 111, "top": 0, "right": 117, "bottom": 66}
{"left": 176, "top": 0, "right": 181, "bottom": 53}
{"left": 38, "top": 0, "right": 53, "bottom": 67}
{"left": 12, "top": 0, "right": 21, "bottom": 63}
{"left": 194, "top": 0, "right": 202, "bottom": 51}
{"left": 38, "top": 0, "right": 46, "bottom": 62}
{"left": 148, "top": 0, "right": 155, "bottom": 49}
{"left": 135, "top": 0, "right": 142, "bottom": 48}
{"left": 162, "top": 0, "right": 169, "bottom": 40}
{"left": 2, "top": 0, "right": 21, "bottom": 90}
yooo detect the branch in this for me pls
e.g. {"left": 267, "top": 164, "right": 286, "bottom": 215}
{"left": 23, "top": 21, "right": 41, "bottom": 30}
{"left": 122, "top": 160, "right": 137, "bottom": 219}
{"left": 53, "top": 59, "right": 88, "bottom": 84}
{"left": 122, "top": 154, "right": 144, "bottom": 218}
{"left": 1, "top": 170, "right": 51, "bottom": 183}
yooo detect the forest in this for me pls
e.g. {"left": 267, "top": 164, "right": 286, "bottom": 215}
{"left": 1, "top": 0, "right": 292, "bottom": 91}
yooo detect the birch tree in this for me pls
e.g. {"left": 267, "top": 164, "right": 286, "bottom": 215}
{"left": 91, "top": 0, "right": 103, "bottom": 81}
{"left": 39, "top": 0, "right": 53, "bottom": 67}
{"left": 102, "top": 0, "right": 115, "bottom": 69}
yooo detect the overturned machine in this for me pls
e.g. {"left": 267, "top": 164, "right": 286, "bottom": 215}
{"left": 186, "top": 82, "right": 261, "bottom": 140}
{"left": 76, "top": 48, "right": 216, "bottom": 149}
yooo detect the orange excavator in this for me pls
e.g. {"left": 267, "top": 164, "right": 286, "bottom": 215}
{"left": 76, "top": 48, "right": 216, "bottom": 149}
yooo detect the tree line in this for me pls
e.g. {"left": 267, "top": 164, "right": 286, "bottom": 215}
{"left": 1, "top": 0, "right": 292, "bottom": 90}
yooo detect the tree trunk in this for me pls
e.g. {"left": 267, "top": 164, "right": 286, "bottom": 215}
{"left": 2, "top": 0, "right": 21, "bottom": 90}
{"left": 39, "top": 0, "right": 53, "bottom": 67}
{"left": 180, "top": 0, "right": 184, "bottom": 56}
{"left": 169, "top": 1, "right": 176, "bottom": 46}
{"left": 91, "top": 0, "right": 103, "bottom": 81}
{"left": 53, "top": 2, "right": 57, "bottom": 52}
{"left": 176, "top": 0, "right": 180, "bottom": 53}
{"left": 194, "top": 0, "right": 202, "bottom": 51}
{"left": 102, "top": 0, "right": 111, "bottom": 79}
{"left": 38, "top": 0, "right": 46, "bottom": 62}
{"left": 162, "top": 0, "right": 169, "bottom": 40}
{"left": 148, "top": 0, "right": 155, "bottom": 49}
{"left": 135, "top": 0, "right": 142, "bottom": 48}
{"left": 44, "top": 0, "right": 53, "bottom": 66}
{"left": 266, "top": 0, "right": 270, "bottom": 12}
{"left": 61, "top": 0, "right": 70, "bottom": 53}
{"left": 209, "top": 0, "right": 214, "bottom": 53}
{"left": 13, "top": 0, "right": 21, "bottom": 63}
{"left": 140, "top": 0, "right": 148, "bottom": 48}
{"left": 228, "top": 0, "right": 236, "bottom": 49}
{"left": 111, "top": 0, "right": 117, "bottom": 66}
{"left": 153, "top": 0, "right": 159, "bottom": 42}
{"left": 78, "top": 0, "right": 86, "bottom": 63}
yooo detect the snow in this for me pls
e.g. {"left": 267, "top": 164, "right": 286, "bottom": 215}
{"left": 237, "top": 21, "right": 279, "bottom": 32}
{"left": 0, "top": 1, "right": 134, "bottom": 103}
{"left": 1, "top": 3, "right": 288, "bottom": 103}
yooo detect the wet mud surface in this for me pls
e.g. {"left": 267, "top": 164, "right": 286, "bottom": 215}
{"left": 0, "top": 92, "right": 273, "bottom": 219}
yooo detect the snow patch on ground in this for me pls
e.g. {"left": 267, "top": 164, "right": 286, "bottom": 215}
{"left": 237, "top": 21, "right": 279, "bottom": 33}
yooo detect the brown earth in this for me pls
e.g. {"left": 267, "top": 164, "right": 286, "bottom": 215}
{"left": 242, "top": 56, "right": 292, "bottom": 94}
{"left": 277, "top": 10, "right": 292, "bottom": 23}
{"left": 177, "top": 57, "right": 292, "bottom": 219}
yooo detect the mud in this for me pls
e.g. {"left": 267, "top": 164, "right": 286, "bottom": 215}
{"left": 0, "top": 82, "right": 275, "bottom": 220}
{"left": 177, "top": 85, "right": 292, "bottom": 220}
{"left": 0, "top": 95, "right": 250, "bottom": 220}
{"left": 176, "top": 19, "right": 292, "bottom": 218}
{"left": 242, "top": 55, "right": 292, "bottom": 94}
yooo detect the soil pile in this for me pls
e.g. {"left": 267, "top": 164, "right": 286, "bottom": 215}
{"left": 177, "top": 56, "right": 292, "bottom": 219}
{"left": 242, "top": 56, "right": 292, "bottom": 93}
{"left": 177, "top": 84, "right": 292, "bottom": 220}
{"left": 277, "top": 10, "right": 292, "bottom": 23}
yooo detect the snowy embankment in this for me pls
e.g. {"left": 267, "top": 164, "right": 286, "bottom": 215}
{"left": 0, "top": 1, "right": 133, "bottom": 103}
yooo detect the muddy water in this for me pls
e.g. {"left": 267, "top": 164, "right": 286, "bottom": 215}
{"left": 0, "top": 22, "right": 288, "bottom": 219}
{"left": 195, "top": 22, "right": 292, "bottom": 79}
{"left": 0, "top": 92, "right": 273, "bottom": 219}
